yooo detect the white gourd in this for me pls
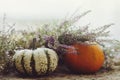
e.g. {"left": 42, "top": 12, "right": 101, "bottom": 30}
{"left": 13, "top": 48, "right": 58, "bottom": 76}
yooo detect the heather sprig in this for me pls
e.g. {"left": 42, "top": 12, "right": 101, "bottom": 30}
{"left": 57, "top": 23, "right": 114, "bottom": 46}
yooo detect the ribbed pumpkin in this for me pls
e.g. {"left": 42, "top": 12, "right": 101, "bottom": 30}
{"left": 13, "top": 48, "right": 58, "bottom": 76}
{"left": 64, "top": 42, "right": 105, "bottom": 73}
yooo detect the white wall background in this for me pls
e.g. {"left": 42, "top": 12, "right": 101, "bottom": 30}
{"left": 0, "top": 0, "right": 120, "bottom": 39}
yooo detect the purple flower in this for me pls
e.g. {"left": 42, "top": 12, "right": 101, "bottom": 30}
{"left": 56, "top": 44, "right": 77, "bottom": 54}
{"left": 44, "top": 36, "right": 55, "bottom": 48}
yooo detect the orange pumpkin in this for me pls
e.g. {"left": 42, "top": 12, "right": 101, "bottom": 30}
{"left": 64, "top": 42, "right": 105, "bottom": 73}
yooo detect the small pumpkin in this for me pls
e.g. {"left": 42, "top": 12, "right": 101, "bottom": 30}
{"left": 64, "top": 42, "right": 105, "bottom": 73}
{"left": 13, "top": 48, "right": 58, "bottom": 76}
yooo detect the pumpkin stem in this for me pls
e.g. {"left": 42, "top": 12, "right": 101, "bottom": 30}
{"left": 29, "top": 38, "right": 37, "bottom": 50}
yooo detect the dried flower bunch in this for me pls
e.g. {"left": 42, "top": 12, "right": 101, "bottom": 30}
{"left": 0, "top": 14, "right": 16, "bottom": 74}
{"left": 57, "top": 13, "right": 114, "bottom": 45}
{"left": 59, "top": 23, "right": 113, "bottom": 44}
{"left": 41, "top": 11, "right": 114, "bottom": 52}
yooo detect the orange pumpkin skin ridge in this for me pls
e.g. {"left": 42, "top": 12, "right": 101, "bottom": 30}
{"left": 64, "top": 43, "right": 105, "bottom": 73}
